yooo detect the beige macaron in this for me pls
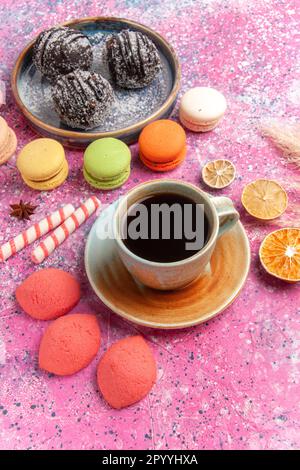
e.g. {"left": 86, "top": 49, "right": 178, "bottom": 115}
{"left": 0, "top": 117, "right": 18, "bottom": 165}
{"left": 17, "top": 138, "right": 68, "bottom": 190}
{"left": 179, "top": 87, "right": 227, "bottom": 132}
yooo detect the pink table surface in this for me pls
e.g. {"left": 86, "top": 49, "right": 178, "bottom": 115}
{"left": 0, "top": 0, "right": 299, "bottom": 451}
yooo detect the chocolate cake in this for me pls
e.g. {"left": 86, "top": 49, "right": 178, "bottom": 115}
{"left": 106, "top": 30, "right": 162, "bottom": 89}
{"left": 33, "top": 27, "right": 93, "bottom": 82}
{"left": 51, "top": 70, "right": 114, "bottom": 129}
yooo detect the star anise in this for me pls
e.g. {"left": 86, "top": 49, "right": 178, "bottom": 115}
{"left": 10, "top": 200, "right": 37, "bottom": 221}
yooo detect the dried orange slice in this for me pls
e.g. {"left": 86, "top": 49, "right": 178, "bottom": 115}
{"left": 241, "top": 179, "right": 287, "bottom": 220}
{"left": 259, "top": 228, "right": 300, "bottom": 282}
{"left": 202, "top": 159, "right": 236, "bottom": 189}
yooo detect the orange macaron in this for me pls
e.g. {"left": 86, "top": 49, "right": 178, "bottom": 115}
{"left": 139, "top": 119, "right": 187, "bottom": 172}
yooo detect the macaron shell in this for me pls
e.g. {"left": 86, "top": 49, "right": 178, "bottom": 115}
{"left": 21, "top": 159, "right": 69, "bottom": 190}
{"left": 17, "top": 138, "right": 66, "bottom": 181}
{"left": 83, "top": 166, "right": 130, "bottom": 190}
{"left": 138, "top": 120, "right": 186, "bottom": 163}
{"left": 84, "top": 138, "right": 131, "bottom": 180}
{"left": 0, "top": 128, "right": 17, "bottom": 165}
{"left": 180, "top": 87, "right": 227, "bottom": 121}
{"left": 140, "top": 145, "right": 187, "bottom": 172}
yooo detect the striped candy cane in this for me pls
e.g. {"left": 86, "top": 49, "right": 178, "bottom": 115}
{"left": 0, "top": 204, "right": 75, "bottom": 262}
{"left": 31, "top": 196, "right": 100, "bottom": 264}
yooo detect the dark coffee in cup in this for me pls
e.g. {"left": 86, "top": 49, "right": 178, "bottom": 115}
{"left": 121, "top": 192, "right": 209, "bottom": 263}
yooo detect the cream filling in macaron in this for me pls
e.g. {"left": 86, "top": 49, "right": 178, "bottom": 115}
{"left": 179, "top": 113, "right": 221, "bottom": 131}
{"left": 140, "top": 146, "right": 187, "bottom": 169}
{"left": 21, "top": 160, "right": 69, "bottom": 190}
{"left": 24, "top": 160, "right": 67, "bottom": 182}
{"left": 84, "top": 166, "right": 130, "bottom": 185}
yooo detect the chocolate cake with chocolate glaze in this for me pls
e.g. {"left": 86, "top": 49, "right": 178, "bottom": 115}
{"left": 52, "top": 70, "right": 114, "bottom": 129}
{"left": 33, "top": 27, "right": 93, "bottom": 82}
{"left": 106, "top": 30, "right": 162, "bottom": 89}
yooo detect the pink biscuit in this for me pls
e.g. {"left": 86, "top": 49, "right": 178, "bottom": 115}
{"left": 16, "top": 268, "right": 80, "bottom": 320}
{"left": 39, "top": 313, "right": 101, "bottom": 376}
{"left": 97, "top": 336, "right": 157, "bottom": 409}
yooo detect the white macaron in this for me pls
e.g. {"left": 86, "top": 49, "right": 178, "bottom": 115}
{"left": 179, "top": 87, "right": 227, "bottom": 132}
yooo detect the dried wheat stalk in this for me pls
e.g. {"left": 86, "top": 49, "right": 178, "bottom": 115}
{"left": 261, "top": 121, "right": 300, "bottom": 168}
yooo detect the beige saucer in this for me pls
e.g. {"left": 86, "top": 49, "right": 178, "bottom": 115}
{"left": 85, "top": 202, "right": 250, "bottom": 329}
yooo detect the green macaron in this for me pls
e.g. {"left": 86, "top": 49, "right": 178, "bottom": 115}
{"left": 83, "top": 138, "right": 131, "bottom": 190}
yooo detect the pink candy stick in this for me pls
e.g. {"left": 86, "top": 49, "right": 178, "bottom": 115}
{"left": 31, "top": 196, "right": 101, "bottom": 264}
{"left": 0, "top": 204, "right": 75, "bottom": 262}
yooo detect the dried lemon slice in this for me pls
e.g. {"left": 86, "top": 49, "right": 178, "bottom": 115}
{"left": 241, "top": 179, "right": 288, "bottom": 220}
{"left": 202, "top": 159, "right": 236, "bottom": 189}
{"left": 259, "top": 228, "right": 300, "bottom": 282}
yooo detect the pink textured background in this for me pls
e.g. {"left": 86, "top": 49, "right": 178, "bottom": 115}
{"left": 0, "top": 0, "right": 300, "bottom": 450}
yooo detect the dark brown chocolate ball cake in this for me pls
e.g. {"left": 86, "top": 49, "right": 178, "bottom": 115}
{"left": 33, "top": 27, "right": 93, "bottom": 82}
{"left": 52, "top": 70, "right": 114, "bottom": 129}
{"left": 106, "top": 30, "right": 162, "bottom": 89}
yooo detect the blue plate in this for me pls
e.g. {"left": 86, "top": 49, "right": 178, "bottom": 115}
{"left": 11, "top": 17, "right": 181, "bottom": 148}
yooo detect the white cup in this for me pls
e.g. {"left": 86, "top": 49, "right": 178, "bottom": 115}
{"left": 113, "top": 179, "right": 239, "bottom": 290}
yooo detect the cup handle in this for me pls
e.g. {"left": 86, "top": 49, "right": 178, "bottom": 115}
{"left": 211, "top": 196, "right": 240, "bottom": 238}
